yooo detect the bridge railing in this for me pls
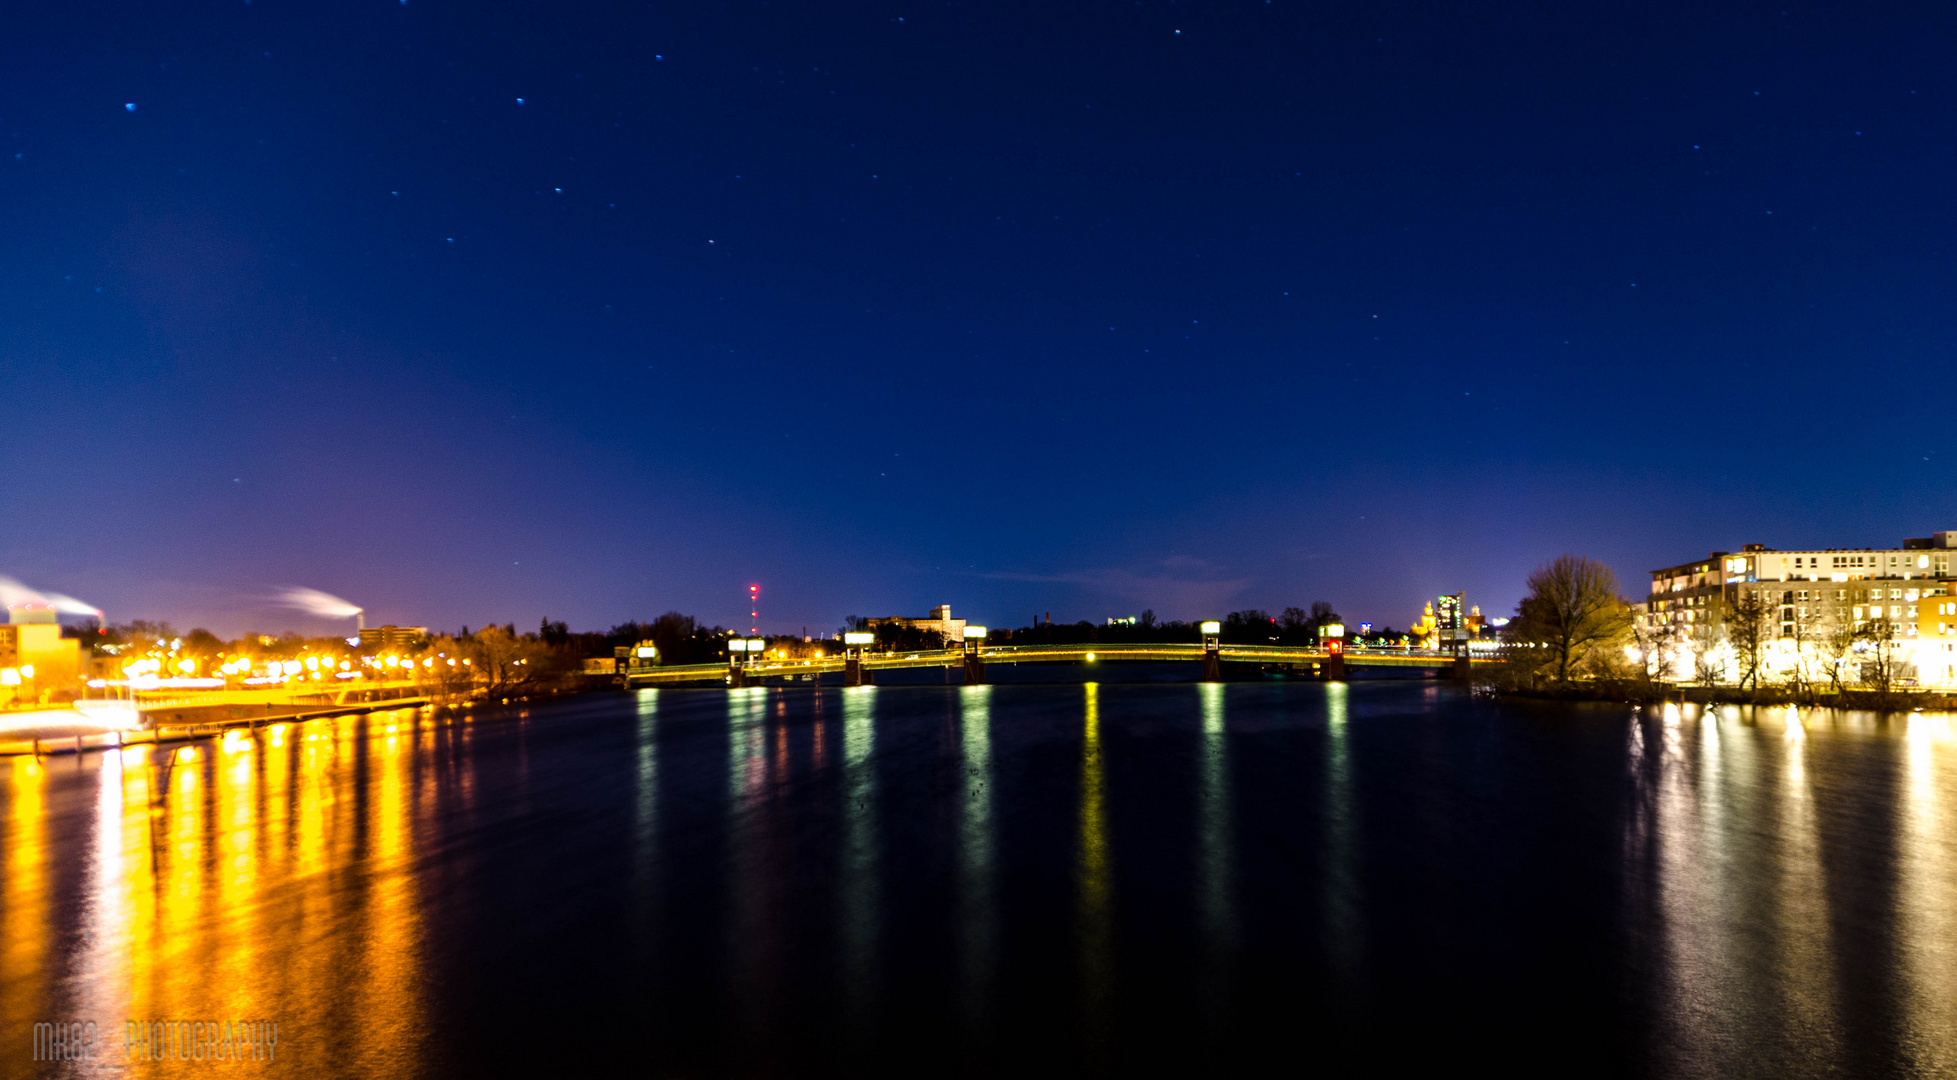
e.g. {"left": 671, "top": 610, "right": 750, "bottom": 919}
{"left": 622, "top": 642, "right": 1504, "bottom": 683}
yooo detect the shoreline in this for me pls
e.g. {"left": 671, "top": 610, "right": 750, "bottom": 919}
{"left": 1497, "top": 682, "right": 1957, "bottom": 712}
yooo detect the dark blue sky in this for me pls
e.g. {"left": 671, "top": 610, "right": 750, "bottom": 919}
{"left": 5, "top": 1, "right": 1954, "bottom": 637}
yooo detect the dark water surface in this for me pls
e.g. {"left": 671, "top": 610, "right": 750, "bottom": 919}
{"left": 5, "top": 680, "right": 1957, "bottom": 1077}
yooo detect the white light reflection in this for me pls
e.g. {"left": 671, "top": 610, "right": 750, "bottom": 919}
{"left": 1900, "top": 712, "right": 1957, "bottom": 1071}
{"left": 1323, "top": 682, "right": 1361, "bottom": 987}
{"left": 958, "top": 684, "right": 996, "bottom": 1043}
{"left": 1197, "top": 682, "right": 1235, "bottom": 1018}
{"left": 1653, "top": 702, "right": 1733, "bottom": 1076}
{"left": 634, "top": 689, "right": 659, "bottom": 958}
{"left": 1769, "top": 705, "right": 1844, "bottom": 1064}
{"left": 840, "top": 687, "right": 880, "bottom": 1042}
{"left": 726, "top": 687, "right": 771, "bottom": 1041}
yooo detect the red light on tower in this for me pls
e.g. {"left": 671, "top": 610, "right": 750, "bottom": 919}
{"left": 749, "top": 584, "right": 759, "bottom": 637}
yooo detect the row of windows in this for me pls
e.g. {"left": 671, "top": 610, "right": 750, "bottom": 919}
{"left": 1760, "top": 587, "right": 1934, "bottom": 603}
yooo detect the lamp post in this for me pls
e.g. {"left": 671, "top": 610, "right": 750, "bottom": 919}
{"left": 843, "top": 631, "right": 874, "bottom": 687}
{"left": 962, "top": 625, "right": 989, "bottom": 685}
{"left": 1200, "top": 621, "right": 1221, "bottom": 682}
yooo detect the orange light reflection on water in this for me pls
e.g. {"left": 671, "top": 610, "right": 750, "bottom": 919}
{"left": 0, "top": 710, "right": 431, "bottom": 1077}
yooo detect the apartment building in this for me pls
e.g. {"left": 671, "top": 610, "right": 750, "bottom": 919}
{"left": 1642, "top": 532, "right": 1957, "bottom": 684}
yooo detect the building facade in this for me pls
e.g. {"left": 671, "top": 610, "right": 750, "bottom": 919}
{"left": 358, "top": 625, "right": 429, "bottom": 651}
{"left": 865, "top": 604, "right": 967, "bottom": 642}
{"left": 0, "top": 604, "right": 86, "bottom": 704}
{"left": 1641, "top": 532, "right": 1957, "bottom": 686}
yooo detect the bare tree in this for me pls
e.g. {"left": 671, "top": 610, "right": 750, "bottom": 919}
{"left": 1861, "top": 618, "right": 1910, "bottom": 695}
{"left": 1511, "top": 555, "right": 1633, "bottom": 683}
{"left": 464, "top": 625, "right": 551, "bottom": 697}
{"left": 416, "top": 636, "right": 479, "bottom": 702}
{"left": 1631, "top": 618, "right": 1683, "bottom": 683}
{"left": 1818, "top": 608, "right": 1862, "bottom": 695}
{"left": 1784, "top": 601, "right": 1829, "bottom": 698}
{"left": 1723, "top": 587, "right": 1776, "bottom": 691}
{"left": 1689, "top": 613, "right": 1726, "bottom": 686}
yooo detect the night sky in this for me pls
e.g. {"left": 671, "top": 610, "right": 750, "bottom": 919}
{"left": 5, "top": 1, "right": 1954, "bottom": 638}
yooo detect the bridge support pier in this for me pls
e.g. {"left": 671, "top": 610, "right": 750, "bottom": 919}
{"left": 727, "top": 665, "right": 746, "bottom": 689}
{"left": 964, "top": 652, "right": 985, "bottom": 685}
{"left": 1201, "top": 647, "right": 1221, "bottom": 682}
{"left": 1451, "top": 655, "right": 1471, "bottom": 683}
{"left": 845, "top": 658, "right": 867, "bottom": 687}
{"left": 1322, "top": 652, "right": 1346, "bottom": 681}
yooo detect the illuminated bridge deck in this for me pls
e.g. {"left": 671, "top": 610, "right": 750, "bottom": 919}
{"left": 623, "top": 643, "right": 1497, "bottom": 686}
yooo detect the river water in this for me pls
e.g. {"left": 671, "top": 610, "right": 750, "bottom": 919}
{"left": 3, "top": 680, "right": 1957, "bottom": 1077}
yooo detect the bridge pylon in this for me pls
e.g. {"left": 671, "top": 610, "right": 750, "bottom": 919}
{"left": 843, "top": 631, "right": 873, "bottom": 687}
{"left": 1200, "top": 621, "right": 1221, "bottom": 682}
{"left": 1322, "top": 651, "right": 1346, "bottom": 681}
{"left": 962, "top": 626, "right": 989, "bottom": 685}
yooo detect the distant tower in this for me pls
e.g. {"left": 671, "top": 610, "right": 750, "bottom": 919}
{"left": 749, "top": 584, "right": 759, "bottom": 637}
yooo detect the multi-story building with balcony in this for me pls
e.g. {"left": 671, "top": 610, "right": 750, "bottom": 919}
{"left": 1641, "top": 531, "right": 1957, "bottom": 684}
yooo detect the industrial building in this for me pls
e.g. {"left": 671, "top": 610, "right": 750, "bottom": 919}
{"left": 0, "top": 604, "right": 86, "bottom": 705}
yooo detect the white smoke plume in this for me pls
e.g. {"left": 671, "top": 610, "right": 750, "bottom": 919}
{"left": 0, "top": 575, "right": 104, "bottom": 618}
{"left": 277, "top": 587, "right": 364, "bottom": 619}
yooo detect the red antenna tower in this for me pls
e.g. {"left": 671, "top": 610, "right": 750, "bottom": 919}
{"left": 749, "top": 584, "right": 759, "bottom": 637}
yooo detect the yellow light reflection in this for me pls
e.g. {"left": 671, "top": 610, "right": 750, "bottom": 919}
{"left": 1077, "top": 682, "right": 1112, "bottom": 1063}
{"left": 73, "top": 747, "right": 131, "bottom": 1038}
{"left": 356, "top": 709, "right": 423, "bottom": 1075}
{"left": 1, "top": 756, "right": 48, "bottom": 1041}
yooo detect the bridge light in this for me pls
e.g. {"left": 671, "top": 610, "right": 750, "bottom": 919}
{"left": 1322, "top": 623, "right": 1345, "bottom": 638}
{"left": 843, "top": 632, "right": 874, "bottom": 646}
{"left": 729, "top": 640, "right": 750, "bottom": 652}
{"left": 746, "top": 638, "right": 766, "bottom": 652}
{"left": 963, "top": 626, "right": 989, "bottom": 640}
{"left": 1199, "top": 621, "right": 1221, "bottom": 635}
{"left": 636, "top": 646, "right": 657, "bottom": 658}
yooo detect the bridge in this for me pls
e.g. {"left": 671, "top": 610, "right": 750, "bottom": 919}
{"left": 624, "top": 642, "right": 1498, "bottom": 688}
